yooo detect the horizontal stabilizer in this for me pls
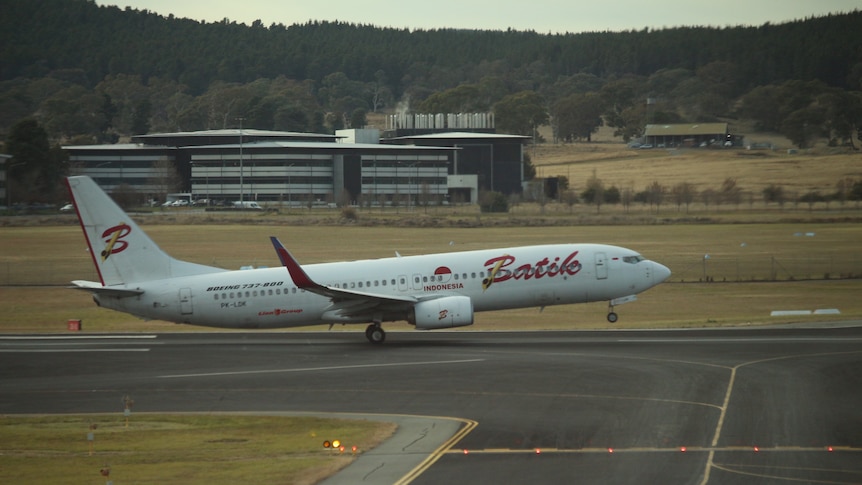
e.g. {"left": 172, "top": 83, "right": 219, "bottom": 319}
{"left": 70, "top": 280, "right": 144, "bottom": 298}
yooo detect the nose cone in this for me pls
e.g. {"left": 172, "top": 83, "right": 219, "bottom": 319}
{"left": 652, "top": 261, "right": 671, "bottom": 283}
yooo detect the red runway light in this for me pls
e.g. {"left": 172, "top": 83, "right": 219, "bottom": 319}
{"left": 828, "top": 446, "right": 834, "bottom": 452}
{"left": 535, "top": 448, "right": 541, "bottom": 454}
{"left": 463, "top": 449, "right": 469, "bottom": 455}
{"left": 608, "top": 448, "right": 614, "bottom": 453}
{"left": 680, "top": 447, "right": 686, "bottom": 452}
{"left": 753, "top": 446, "right": 759, "bottom": 452}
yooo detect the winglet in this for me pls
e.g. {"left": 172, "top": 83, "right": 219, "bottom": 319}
{"left": 270, "top": 237, "right": 320, "bottom": 290}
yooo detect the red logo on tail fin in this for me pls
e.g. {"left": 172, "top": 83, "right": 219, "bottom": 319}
{"left": 100, "top": 223, "right": 131, "bottom": 261}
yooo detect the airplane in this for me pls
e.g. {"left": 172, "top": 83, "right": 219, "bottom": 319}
{"left": 65, "top": 175, "right": 671, "bottom": 344}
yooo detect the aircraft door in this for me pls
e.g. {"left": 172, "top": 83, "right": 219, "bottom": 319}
{"left": 595, "top": 252, "right": 608, "bottom": 280}
{"left": 179, "top": 288, "right": 193, "bottom": 315}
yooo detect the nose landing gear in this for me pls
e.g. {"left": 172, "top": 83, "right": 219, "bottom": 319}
{"left": 607, "top": 295, "right": 637, "bottom": 323}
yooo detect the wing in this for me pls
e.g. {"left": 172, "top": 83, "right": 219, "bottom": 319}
{"left": 270, "top": 237, "right": 418, "bottom": 321}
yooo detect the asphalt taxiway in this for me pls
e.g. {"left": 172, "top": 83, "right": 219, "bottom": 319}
{"left": 2, "top": 326, "right": 861, "bottom": 484}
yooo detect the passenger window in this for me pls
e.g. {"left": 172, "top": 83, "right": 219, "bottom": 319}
{"left": 214, "top": 294, "right": 219, "bottom": 300}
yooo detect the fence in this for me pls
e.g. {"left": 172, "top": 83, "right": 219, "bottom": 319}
{"left": 666, "top": 254, "right": 862, "bottom": 283}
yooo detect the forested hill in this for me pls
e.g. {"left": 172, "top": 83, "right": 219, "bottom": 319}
{"left": 3, "top": 0, "right": 861, "bottom": 95}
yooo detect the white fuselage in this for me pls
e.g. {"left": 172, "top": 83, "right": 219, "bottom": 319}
{"left": 95, "top": 243, "right": 668, "bottom": 329}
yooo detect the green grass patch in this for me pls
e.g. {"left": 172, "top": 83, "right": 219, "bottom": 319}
{"left": 0, "top": 414, "right": 396, "bottom": 485}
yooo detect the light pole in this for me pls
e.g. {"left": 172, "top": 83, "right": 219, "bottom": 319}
{"left": 237, "top": 117, "right": 245, "bottom": 203}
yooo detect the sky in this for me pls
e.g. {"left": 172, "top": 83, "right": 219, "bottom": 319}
{"left": 97, "top": 0, "right": 861, "bottom": 33}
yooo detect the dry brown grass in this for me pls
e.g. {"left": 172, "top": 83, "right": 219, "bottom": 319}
{"left": 530, "top": 125, "right": 862, "bottom": 196}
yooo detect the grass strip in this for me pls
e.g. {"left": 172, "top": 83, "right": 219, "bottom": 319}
{"left": 0, "top": 414, "right": 396, "bottom": 485}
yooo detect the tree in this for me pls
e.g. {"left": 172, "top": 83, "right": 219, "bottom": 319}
{"left": 5, "top": 118, "right": 66, "bottom": 204}
{"left": 349, "top": 108, "right": 367, "bottom": 129}
{"left": 601, "top": 76, "right": 644, "bottom": 142}
{"left": 553, "top": 93, "right": 605, "bottom": 142}
{"left": 494, "top": 91, "right": 548, "bottom": 137}
{"left": 148, "top": 159, "right": 182, "bottom": 203}
{"left": 782, "top": 105, "right": 826, "bottom": 149}
{"left": 581, "top": 171, "right": 605, "bottom": 213}
{"left": 671, "top": 182, "right": 697, "bottom": 212}
{"left": 762, "top": 184, "right": 786, "bottom": 208}
{"left": 560, "top": 189, "right": 578, "bottom": 213}
{"left": 646, "top": 181, "right": 666, "bottom": 213}
{"left": 417, "top": 84, "right": 484, "bottom": 113}
{"left": 111, "top": 183, "right": 139, "bottom": 210}
{"left": 479, "top": 190, "right": 508, "bottom": 213}
{"left": 719, "top": 178, "right": 743, "bottom": 208}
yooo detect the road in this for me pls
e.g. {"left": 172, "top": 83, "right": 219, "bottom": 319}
{"left": 2, "top": 326, "right": 861, "bottom": 484}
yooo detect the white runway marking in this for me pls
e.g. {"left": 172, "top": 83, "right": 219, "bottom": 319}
{"left": 159, "top": 358, "right": 486, "bottom": 379}
{"left": 0, "top": 335, "right": 158, "bottom": 340}
{"left": 0, "top": 348, "right": 150, "bottom": 352}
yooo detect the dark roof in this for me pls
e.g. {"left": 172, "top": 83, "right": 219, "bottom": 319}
{"left": 132, "top": 129, "right": 338, "bottom": 147}
{"left": 644, "top": 123, "right": 728, "bottom": 137}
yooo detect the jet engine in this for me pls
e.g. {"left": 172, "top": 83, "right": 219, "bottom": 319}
{"left": 409, "top": 296, "right": 474, "bottom": 330}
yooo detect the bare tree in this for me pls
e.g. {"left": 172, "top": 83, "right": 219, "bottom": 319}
{"left": 646, "top": 181, "right": 666, "bottom": 213}
{"left": 560, "top": 189, "right": 579, "bottom": 213}
{"left": 720, "top": 177, "right": 743, "bottom": 209}
{"left": 148, "top": 158, "right": 181, "bottom": 203}
{"left": 671, "top": 182, "right": 697, "bottom": 213}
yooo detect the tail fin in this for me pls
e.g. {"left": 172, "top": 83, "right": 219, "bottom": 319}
{"left": 66, "top": 176, "right": 222, "bottom": 286}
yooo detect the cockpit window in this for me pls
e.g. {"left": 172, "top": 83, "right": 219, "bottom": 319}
{"left": 623, "top": 255, "right": 645, "bottom": 264}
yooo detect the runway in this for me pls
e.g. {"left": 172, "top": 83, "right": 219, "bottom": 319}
{"left": 3, "top": 326, "right": 862, "bottom": 484}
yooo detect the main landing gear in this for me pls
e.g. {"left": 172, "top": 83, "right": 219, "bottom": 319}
{"left": 365, "top": 324, "right": 386, "bottom": 344}
{"left": 607, "top": 302, "right": 619, "bottom": 323}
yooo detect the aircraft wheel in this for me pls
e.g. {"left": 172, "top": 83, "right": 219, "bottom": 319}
{"left": 607, "top": 312, "right": 618, "bottom": 323}
{"left": 366, "top": 325, "right": 386, "bottom": 344}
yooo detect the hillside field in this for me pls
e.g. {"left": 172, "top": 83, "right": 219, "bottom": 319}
{"left": 530, "top": 125, "right": 862, "bottom": 198}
